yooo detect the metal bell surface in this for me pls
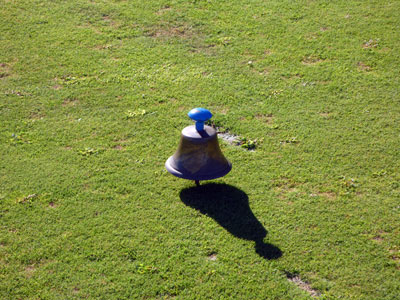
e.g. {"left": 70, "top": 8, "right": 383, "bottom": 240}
{"left": 165, "top": 108, "right": 232, "bottom": 182}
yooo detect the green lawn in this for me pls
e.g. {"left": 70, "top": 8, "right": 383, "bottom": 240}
{"left": 1, "top": 0, "right": 399, "bottom": 299}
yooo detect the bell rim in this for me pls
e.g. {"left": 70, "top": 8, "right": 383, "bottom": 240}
{"left": 165, "top": 156, "right": 232, "bottom": 181}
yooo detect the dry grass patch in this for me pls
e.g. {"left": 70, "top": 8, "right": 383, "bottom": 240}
{"left": 25, "top": 265, "right": 36, "bottom": 278}
{"left": 147, "top": 24, "right": 193, "bottom": 39}
{"left": 319, "top": 191, "right": 336, "bottom": 199}
{"left": 319, "top": 111, "right": 337, "bottom": 119}
{"left": 264, "top": 49, "right": 273, "bottom": 55}
{"left": 30, "top": 111, "right": 45, "bottom": 120}
{"left": 304, "top": 32, "right": 318, "bottom": 40}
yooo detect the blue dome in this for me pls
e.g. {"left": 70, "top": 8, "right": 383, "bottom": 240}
{"left": 188, "top": 108, "right": 212, "bottom": 122}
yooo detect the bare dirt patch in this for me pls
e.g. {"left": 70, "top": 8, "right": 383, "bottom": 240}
{"left": 207, "top": 253, "right": 217, "bottom": 261}
{"left": 372, "top": 235, "right": 384, "bottom": 242}
{"left": 372, "top": 230, "right": 388, "bottom": 242}
{"left": 0, "top": 63, "right": 11, "bottom": 78}
{"left": 113, "top": 145, "right": 124, "bottom": 150}
{"left": 286, "top": 272, "right": 321, "bottom": 298}
{"left": 218, "top": 132, "right": 240, "bottom": 145}
{"left": 389, "top": 249, "right": 399, "bottom": 265}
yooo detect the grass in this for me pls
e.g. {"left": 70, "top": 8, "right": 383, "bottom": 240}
{"left": 1, "top": 0, "right": 399, "bottom": 299}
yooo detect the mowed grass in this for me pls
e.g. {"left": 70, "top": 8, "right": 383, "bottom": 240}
{"left": 1, "top": 0, "right": 399, "bottom": 299}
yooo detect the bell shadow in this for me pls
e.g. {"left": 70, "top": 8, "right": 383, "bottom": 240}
{"left": 180, "top": 183, "right": 282, "bottom": 260}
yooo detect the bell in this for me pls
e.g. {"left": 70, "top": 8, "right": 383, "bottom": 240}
{"left": 166, "top": 108, "right": 232, "bottom": 185}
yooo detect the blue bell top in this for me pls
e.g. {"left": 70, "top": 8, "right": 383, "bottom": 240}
{"left": 188, "top": 108, "right": 212, "bottom": 131}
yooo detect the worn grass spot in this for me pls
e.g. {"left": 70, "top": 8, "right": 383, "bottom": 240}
{"left": 363, "top": 39, "right": 379, "bottom": 49}
{"left": 304, "top": 32, "right": 318, "bottom": 40}
{"left": 255, "top": 113, "right": 273, "bottom": 124}
{"left": 319, "top": 111, "right": 332, "bottom": 118}
{"left": 310, "top": 191, "right": 336, "bottom": 200}
{"left": 280, "top": 137, "right": 299, "bottom": 145}
{"left": 94, "top": 44, "right": 115, "bottom": 50}
{"left": 156, "top": 5, "right": 172, "bottom": 15}
{"left": 62, "top": 98, "right": 79, "bottom": 107}
{"left": 372, "top": 231, "right": 388, "bottom": 242}
{"left": 274, "top": 178, "right": 303, "bottom": 198}
{"left": 302, "top": 56, "right": 324, "bottom": 65}
{"left": 25, "top": 265, "right": 36, "bottom": 278}
{"left": 357, "top": 62, "right": 372, "bottom": 72}
{"left": 101, "top": 15, "right": 121, "bottom": 28}
{"left": 30, "top": 111, "right": 45, "bottom": 120}
{"left": 264, "top": 49, "right": 273, "bottom": 55}
{"left": 16, "top": 194, "right": 37, "bottom": 204}
{"left": 147, "top": 24, "right": 193, "bottom": 39}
